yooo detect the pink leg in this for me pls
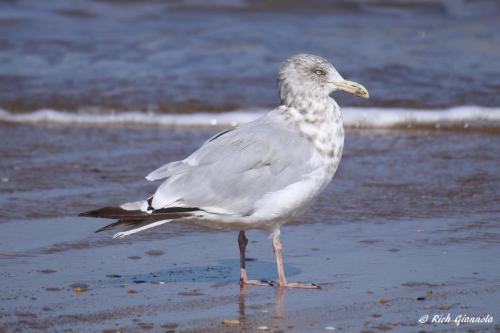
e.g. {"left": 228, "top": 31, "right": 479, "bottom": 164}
{"left": 238, "top": 231, "right": 273, "bottom": 287}
{"left": 272, "top": 231, "right": 320, "bottom": 289}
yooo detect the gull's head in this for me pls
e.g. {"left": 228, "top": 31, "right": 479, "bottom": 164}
{"left": 278, "top": 54, "right": 369, "bottom": 105}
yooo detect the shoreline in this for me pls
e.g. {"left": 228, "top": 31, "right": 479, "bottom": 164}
{"left": 1, "top": 106, "right": 500, "bottom": 131}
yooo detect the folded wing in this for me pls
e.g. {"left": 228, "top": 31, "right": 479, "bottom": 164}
{"left": 148, "top": 112, "right": 316, "bottom": 216}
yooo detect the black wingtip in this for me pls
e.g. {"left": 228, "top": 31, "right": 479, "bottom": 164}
{"left": 94, "top": 226, "right": 107, "bottom": 233}
{"left": 78, "top": 206, "right": 141, "bottom": 219}
{"left": 84, "top": 205, "right": 201, "bottom": 234}
{"left": 79, "top": 209, "right": 106, "bottom": 218}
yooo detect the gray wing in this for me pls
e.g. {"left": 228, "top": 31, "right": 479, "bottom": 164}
{"left": 147, "top": 111, "right": 316, "bottom": 216}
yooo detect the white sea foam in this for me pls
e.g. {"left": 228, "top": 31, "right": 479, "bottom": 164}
{"left": 0, "top": 109, "right": 260, "bottom": 127}
{"left": 342, "top": 106, "right": 500, "bottom": 128}
{"left": 0, "top": 106, "right": 499, "bottom": 129}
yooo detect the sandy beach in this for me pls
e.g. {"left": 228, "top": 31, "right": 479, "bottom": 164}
{"left": 1, "top": 124, "right": 499, "bottom": 332}
{"left": 2, "top": 215, "right": 499, "bottom": 332}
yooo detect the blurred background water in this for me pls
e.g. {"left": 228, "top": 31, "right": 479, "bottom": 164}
{"left": 1, "top": 0, "right": 500, "bottom": 115}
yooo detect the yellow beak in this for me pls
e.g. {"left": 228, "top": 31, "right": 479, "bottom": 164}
{"left": 334, "top": 80, "right": 369, "bottom": 99}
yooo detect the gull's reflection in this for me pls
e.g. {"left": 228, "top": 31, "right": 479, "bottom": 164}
{"left": 238, "top": 286, "right": 246, "bottom": 317}
{"left": 238, "top": 285, "right": 286, "bottom": 326}
{"left": 272, "top": 287, "right": 285, "bottom": 326}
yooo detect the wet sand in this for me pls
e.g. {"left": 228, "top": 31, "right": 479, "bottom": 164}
{"left": 1, "top": 215, "right": 499, "bottom": 332}
{"left": 0, "top": 123, "right": 499, "bottom": 332}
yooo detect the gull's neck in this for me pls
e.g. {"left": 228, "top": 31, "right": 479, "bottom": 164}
{"left": 278, "top": 93, "right": 344, "bottom": 170}
{"left": 282, "top": 92, "right": 339, "bottom": 123}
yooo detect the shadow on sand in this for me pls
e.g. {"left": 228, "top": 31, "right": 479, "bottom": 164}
{"left": 93, "top": 259, "right": 302, "bottom": 285}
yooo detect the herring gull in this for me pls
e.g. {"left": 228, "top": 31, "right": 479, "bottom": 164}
{"left": 80, "top": 54, "right": 369, "bottom": 288}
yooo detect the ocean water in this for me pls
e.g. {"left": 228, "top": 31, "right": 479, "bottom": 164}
{"left": 1, "top": 0, "right": 500, "bottom": 114}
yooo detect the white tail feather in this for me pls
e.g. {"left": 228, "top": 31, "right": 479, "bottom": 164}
{"left": 112, "top": 219, "right": 172, "bottom": 239}
{"left": 120, "top": 199, "right": 149, "bottom": 211}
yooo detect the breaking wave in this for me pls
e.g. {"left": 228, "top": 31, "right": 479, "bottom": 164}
{"left": 1, "top": 106, "right": 499, "bottom": 130}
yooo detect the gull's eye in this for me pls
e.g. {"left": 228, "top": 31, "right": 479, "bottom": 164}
{"left": 314, "top": 69, "right": 325, "bottom": 76}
